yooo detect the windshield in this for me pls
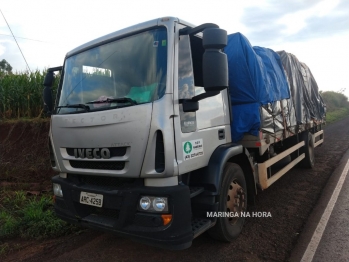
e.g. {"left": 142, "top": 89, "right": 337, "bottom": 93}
{"left": 56, "top": 27, "right": 167, "bottom": 114}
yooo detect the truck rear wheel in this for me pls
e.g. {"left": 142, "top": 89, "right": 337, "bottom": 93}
{"left": 299, "top": 131, "right": 315, "bottom": 168}
{"left": 208, "top": 163, "right": 247, "bottom": 242}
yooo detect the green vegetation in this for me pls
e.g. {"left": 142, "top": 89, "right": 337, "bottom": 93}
{"left": 0, "top": 243, "right": 10, "bottom": 256}
{"left": 0, "top": 59, "right": 12, "bottom": 74}
{"left": 0, "top": 70, "right": 59, "bottom": 119}
{"left": 321, "top": 91, "right": 349, "bottom": 124}
{"left": 0, "top": 189, "right": 81, "bottom": 257}
{"left": 0, "top": 120, "right": 81, "bottom": 258}
{"left": 0, "top": 190, "right": 77, "bottom": 240}
{"left": 325, "top": 107, "right": 349, "bottom": 124}
{"left": 0, "top": 189, "right": 81, "bottom": 256}
{"left": 321, "top": 91, "right": 349, "bottom": 111}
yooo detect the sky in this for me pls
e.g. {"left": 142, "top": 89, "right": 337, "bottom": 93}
{"left": 1, "top": 0, "right": 348, "bottom": 96}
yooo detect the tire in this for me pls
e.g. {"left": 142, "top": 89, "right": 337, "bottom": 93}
{"left": 208, "top": 163, "right": 247, "bottom": 242}
{"left": 299, "top": 131, "right": 315, "bottom": 168}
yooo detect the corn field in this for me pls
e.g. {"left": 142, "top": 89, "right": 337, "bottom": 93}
{"left": 0, "top": 70, "right": 60, "bottom": 119}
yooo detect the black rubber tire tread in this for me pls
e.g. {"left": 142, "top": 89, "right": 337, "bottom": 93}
{"left": 208, "top": 163, "right": 247, "bottom": 242}
{"left": 299, "top": 131, "right": 315, "bottom": 168}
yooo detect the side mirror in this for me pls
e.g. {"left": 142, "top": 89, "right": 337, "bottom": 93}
{"left": 202, "top": 28, "right": 228, "bottom": 92}
{"left": 43, "top": 71, "right": 55, "bottom": 115}
{"left": 44, "top": 71, "right": 55, "bottom": 87}
{"left": 43, "top": 86, "right": 53, "bottom": 114}
{"left": 42, "top": 66, "right": 62, "bottom": 115}
{"left": 178, "top": 25, "right": 228, "bottom": 112}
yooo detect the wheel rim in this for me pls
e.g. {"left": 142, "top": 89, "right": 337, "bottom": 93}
{"left": 226, "top": 180, "right": 245, "bottom": 224}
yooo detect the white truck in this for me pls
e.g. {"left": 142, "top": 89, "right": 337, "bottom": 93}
{"left": 43, "top": 17, "right": 325, "bottom": 250}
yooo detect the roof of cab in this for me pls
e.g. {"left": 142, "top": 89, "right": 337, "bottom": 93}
{"left": 65, "top": 17, "right": 195, "bottom": 58}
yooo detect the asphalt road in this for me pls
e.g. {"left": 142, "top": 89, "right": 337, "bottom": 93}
{"left": 311, "top": 159, "right": 349, "bottom": 262}
{"left": 291, "top": 141, "right": 349, "bottom": 262}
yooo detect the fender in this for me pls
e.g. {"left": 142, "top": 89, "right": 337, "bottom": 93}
{"left": 191, "top": 143, "right": 255, "bottom": 195}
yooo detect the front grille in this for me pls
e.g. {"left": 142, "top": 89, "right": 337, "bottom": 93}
{"left": 69, "top": 160, "right": 125, "bottom": 170}
{"left": 68, "top": 174, "right": 137, "bottom": 188}
{"left": 66, "top": 147, "right": 127, "bottom": 157}
{"left": 74, "top": 203, "right": 120, "bottom": 220}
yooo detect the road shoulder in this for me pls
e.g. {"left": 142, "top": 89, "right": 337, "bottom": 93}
{"left": 290, "top": 146, "right": 349, "bottom": 261}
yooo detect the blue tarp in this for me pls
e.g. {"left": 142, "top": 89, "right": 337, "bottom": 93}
{"left": 224, "top": 33, "right": 290, "bottom": 142}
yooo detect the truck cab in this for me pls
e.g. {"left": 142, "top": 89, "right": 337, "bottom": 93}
{"left": 45, "top": 17, "right": 243, "bottom": 249}
{"left": 44, "top": 17, "right": 324, "bottom": 250}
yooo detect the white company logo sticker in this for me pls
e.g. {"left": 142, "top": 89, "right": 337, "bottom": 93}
{"left": 183, "top": 139, "right": 204, "bottom": 161}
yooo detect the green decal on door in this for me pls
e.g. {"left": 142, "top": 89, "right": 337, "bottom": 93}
{"left": 183, "top": 142, "right": 192, "bottom": 154}
{"left": 182, "top": 139, "right": 204, "bottom": 161}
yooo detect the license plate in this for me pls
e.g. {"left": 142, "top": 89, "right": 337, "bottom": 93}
{"left": 80, "top": 191, "right": 103, "bottom": 207}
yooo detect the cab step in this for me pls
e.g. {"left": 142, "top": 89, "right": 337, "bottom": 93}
{"left": 189, "top": 187, "right": 204, "bottom": 198}
{"left": 192, "top": 218, "right": 212, "bottom": 238}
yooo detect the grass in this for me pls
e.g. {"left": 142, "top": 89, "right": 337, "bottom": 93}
{"left": 0, "top": 190, "right": 78, "bottom": 240}
{"left": 0, "top": 189, "right": 81, "bottom": 258}
{"left": 0, "top": 70, "right": 60, "bottom": 119}
{"left": 0, "top": 243, "right": 10, "bottom": 256}
{"left": 325, "top": 107, "right": 349, "bottom": 124}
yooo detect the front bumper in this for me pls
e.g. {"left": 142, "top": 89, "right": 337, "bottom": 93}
{"left": 52, "top": 175, "right": 193, "bottom": 250}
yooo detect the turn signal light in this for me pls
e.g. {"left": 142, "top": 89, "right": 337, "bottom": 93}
{"left": 161, "top": 214, "right": 172, "bottom": 226}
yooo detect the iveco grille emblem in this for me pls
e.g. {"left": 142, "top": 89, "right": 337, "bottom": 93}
{"left": 73, "top": 148, "right": 111, "bottom": 159}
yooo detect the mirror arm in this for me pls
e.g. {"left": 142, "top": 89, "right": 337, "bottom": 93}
{"left": 191, "top": 91, "right": 220, "bottom": 101}
{"left": 48, "top": 66, "right": 63, "bottom": 72}
{"left": 179, "top": 23, "right": 219, "bottom": 36}
{"left": 179, "top": 91, "right": 220, "bottom": 112}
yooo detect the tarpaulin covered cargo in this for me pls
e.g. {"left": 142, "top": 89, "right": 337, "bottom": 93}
{"left": 224, "top": 32, "right": 325, "bottom": 142}
{"left": 277, "top": 51, "right": 326, "bottom": 124}
{"left": 224, "top": 33, "right": 290, "bottom": 142}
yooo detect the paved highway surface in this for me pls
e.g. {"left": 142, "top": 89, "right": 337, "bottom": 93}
{"left": 291, "top": 142, "right": 349, "bottom": 262}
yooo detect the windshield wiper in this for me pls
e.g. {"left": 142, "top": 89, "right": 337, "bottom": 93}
{"left": 56, "top": 104, "right": 90, "bottom": 113}
{"left": 86, "top": 97, "right": 137, "bottom": 105}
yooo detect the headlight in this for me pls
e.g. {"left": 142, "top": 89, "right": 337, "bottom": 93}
{"left": 53, "top": 183, "right": 63, "bottom": 197}
{"left": 138, "top": 196, "right": 168, "bottom": 212}
{"left": 153, "top": 198, "right": 166, "bottom": 211}
{"left": 139, "top": 197, "right": 151, "bottom": 210}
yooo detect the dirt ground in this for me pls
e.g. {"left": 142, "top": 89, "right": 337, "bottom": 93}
{"left": 1, "top": 117, "right": 349, "bottom": 262}
{"left": 0, "top": 119, "right": 55, "bottom": 189}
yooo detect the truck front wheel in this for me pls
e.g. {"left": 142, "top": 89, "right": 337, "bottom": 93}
{"left": 208, "top": 163, "right": 247, "bottom": 242}
{"left": 299, "top": 131, "right": 315, "bottom": 168}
